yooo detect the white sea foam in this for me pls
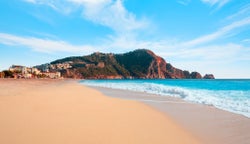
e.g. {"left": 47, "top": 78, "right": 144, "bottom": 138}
{"left": 81, "top": 81, "right": 250, "bottom": 118}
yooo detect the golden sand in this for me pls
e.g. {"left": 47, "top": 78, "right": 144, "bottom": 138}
{"left": 0, "top": 79, "right": 200, "bottom": 144}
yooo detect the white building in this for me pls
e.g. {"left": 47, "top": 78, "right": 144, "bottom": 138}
{"left": 9, "top": 65, "right": 27, "bottom": 74}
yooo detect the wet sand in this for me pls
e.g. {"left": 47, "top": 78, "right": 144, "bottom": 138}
{"left": 93, "top": 86, "right": 250, "bottom": 144}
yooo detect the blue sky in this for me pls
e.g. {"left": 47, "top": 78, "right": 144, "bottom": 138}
{"left": 0, "top": 0, "right": 250, "bottom": 78}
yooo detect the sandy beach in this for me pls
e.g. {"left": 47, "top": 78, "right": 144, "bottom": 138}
{"left": 0, "top": 79, "right": 200, "bottom": 144}
{"left": 94, "top": 86, "right": 250, "bottom": 144}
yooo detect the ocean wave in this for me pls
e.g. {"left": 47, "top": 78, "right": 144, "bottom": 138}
{"left": 81, "top": 81, "right": 250, "bottom": 118}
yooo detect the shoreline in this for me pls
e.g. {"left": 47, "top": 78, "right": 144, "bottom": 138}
{"left": 90, "top": 86, "right": 250, "bottom": 144}
{"left": 0, "top": 79, "right": 200, "bottom": 144}
{"left": 89, "top": 85, "right": 249, "bottom": 118}
{"left": 80, "top": 79, "right": 250, "bottom": 118}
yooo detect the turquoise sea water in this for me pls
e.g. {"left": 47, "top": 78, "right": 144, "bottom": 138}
{"left": 80, "top": 79, "right": 250, "bottom": 118}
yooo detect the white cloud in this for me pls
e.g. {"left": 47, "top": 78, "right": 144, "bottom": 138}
{"left": 68, "top": 0, "right": 110, "bottom": 5}
{"left": 24, "top": 0, "right": 76, "bottom": 15}
{"left": 226, "top": 4, "right": 250, "bottom": 20}
{"left": 22, "top": 0, "right": 150, "bottom": 55}
{"left": 82, "top": 0, "right": 148, "bottom": 33}
{"left": 242, "top": 39, "right": 250, "bottom": 43}
{"left": 10, "top": 1, "right": 250, "bottom": 58}
{"left": 183, "top": 17, "right": 250, "bottom": 47}
{"left": 24, "top": 0, "right": 37, "bottom": 3}
{"left": 177, "top": 0, "right": 191, "bottom": 6}
{"left": 11, "top": 0, "right": 149, "bottom": 54}
{"left": 24, "top": 0, "right": 148, "bottom": 34}
{"left": 166, "top": 43, "right": 246, "bottom": 60}
{"left": 0, "top": 33, "right": 94, "bottom": 53}
{"left": 201, "top": 0, "right": 231, "bottom": 8}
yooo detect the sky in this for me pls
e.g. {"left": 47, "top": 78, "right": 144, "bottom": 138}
{"left": 0, "top": 0, "right": 250, "bottom": 78}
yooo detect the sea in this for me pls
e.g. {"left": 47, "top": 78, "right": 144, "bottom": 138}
{"left": 80, "top": 79, "right": 250, "bottom": 118}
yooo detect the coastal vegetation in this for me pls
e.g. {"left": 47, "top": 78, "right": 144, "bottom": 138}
{"left": 1, "top": 49, "right": 214, "bottom": 79}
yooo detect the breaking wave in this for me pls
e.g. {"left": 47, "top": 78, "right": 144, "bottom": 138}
{"left": 80, "top": 80, "right": 250, "bottom": 118}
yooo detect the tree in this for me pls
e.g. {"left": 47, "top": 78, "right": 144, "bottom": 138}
{"left": 0, "top": 72, "right": 5, "bottom": 78}
{"left": 37, "top": 73, "right": 47, "bottom": 78}
{"left": 3, "top": 70, "right": 14, "bottom": 78}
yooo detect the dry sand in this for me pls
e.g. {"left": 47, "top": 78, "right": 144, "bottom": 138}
{"left": 0, "top": 79, "right": 200, "bottom": 144}
{"left": 94, "top": 86, "right": 250, "bottom": 144}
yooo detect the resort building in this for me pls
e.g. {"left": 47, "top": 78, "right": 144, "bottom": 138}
{"left": 7, "top": 64, "right": 61, "bottom": 79}
{"left": 9, "top": 65, "right": 27, "bottom": 74}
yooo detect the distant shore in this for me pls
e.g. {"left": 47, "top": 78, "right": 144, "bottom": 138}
{"left": 0, "top": 79, "right": 200, "bottom": 144}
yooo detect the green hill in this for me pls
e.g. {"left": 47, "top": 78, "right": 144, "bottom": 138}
{"left": 35, "top": 49, "right": 214, "bottom": 79}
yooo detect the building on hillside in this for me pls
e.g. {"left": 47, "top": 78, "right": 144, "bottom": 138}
{"left": 25, "top": 67, "right": 40, "bottom": 75}
{"left": 9, "top": 65, "right": 27, "bottom": 74}
{"left": 51, "top": 62, "right": 72, "bottom": 70}
{"left": 12, "top": 73, "right": 32, "bottom": 79}
{"left": 42, "top": 72, "right": 61, "bottom": 79}
{"left": 23, "top": 73, "right": 32, "bottom": 79}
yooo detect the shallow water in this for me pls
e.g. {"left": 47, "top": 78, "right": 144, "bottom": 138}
{"left": 80, "top": 79, "right": 250, "bottom": 118}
